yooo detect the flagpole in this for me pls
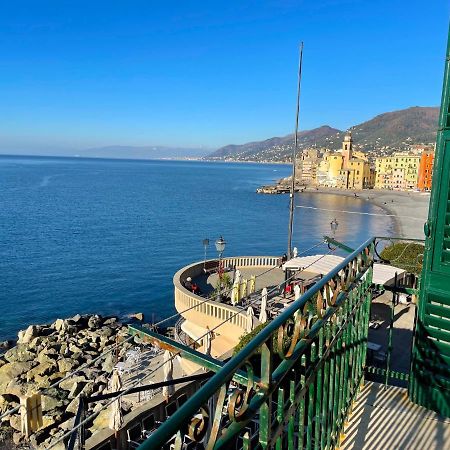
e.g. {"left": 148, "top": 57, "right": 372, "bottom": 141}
{"left": 287, "top": 42, "right": 304, "bottom": 258}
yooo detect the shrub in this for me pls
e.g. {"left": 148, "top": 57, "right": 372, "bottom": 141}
{"left": 380, "top": 242, "right": 424, "bottom": 275}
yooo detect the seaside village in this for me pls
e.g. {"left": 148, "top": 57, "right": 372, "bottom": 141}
{"left": 260, "top": 131, "right": 435, "bottom": 192}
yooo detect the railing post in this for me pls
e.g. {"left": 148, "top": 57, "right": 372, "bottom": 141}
{"left": 258, "top": 340, "right": 272, "bottom": 448}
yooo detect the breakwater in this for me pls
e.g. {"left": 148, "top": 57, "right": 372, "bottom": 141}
{"left": 0, "top": 314, "right": 137, "bottom": 449}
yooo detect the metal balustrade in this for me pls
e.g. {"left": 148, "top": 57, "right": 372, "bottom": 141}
{"left": 140, "top": 237, "right": 375, "bottom": 449}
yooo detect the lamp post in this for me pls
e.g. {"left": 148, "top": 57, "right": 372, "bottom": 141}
{"left": 330, "top": 218, "right": 339, "bottom": 237}
{"left": 215, "top": 236, "right": 226, "bottom": 302}
{"left": 202, "top": 238, "right": 210, "bottom": 272}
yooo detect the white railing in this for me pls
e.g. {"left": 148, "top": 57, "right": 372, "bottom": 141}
{"left": 173, "top": 256, "right": 279, "bottom": 336}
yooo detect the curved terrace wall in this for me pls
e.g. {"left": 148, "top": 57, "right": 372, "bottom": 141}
{"left": 173, "top": 256, "right": 279, "bottom": 343}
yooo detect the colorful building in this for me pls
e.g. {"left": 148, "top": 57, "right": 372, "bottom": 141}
{"left": 317, "top": 131, "right": 374, "bottom": 189}
{"left": 374, "top": 153, "right": 420, "bottom": 190}
{"left": 417, "top": 150, "right": 435, "bottom": 191}
{"left": 295, "top": 148, "right": 319, "bottom": 185}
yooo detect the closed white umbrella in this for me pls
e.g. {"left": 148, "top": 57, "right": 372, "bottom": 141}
{"left": 231, "top": 279, "right": 240, "bottom": 305}
{"left": 259, "top": 287, "right": 268, "bottom": 323}
{"left": 294, "top": 284, "right": 301, "bottom": 301}
{"left": 293, "top": 247, "right": 298, "bottom": 257}
{"left": 246, "top": 306, "right": 255, "bottom": 333}
{"left": 234, "top": 269, "right": 241, "bottom": 284}
{"left": 231, "top": 270, "right": 241, "bottom": 304}
{"left": 204, "top": 327, "right": 212, "bottom": 356}
{"left": 109, "top": 369, "right": 123, "bottom": 433}
{"left": 162, "top": 350, "right": 175, "bottom": 401}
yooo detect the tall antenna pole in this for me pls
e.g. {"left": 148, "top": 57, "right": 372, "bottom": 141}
{"left": 287, "top": 42, "right": 304, "bottom": 258}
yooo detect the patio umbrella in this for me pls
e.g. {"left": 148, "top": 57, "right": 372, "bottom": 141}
{"left": 231, "top": 278, "right": 240, "bottom": 306}
{"left": 109, "top": 369, "right": 123, "bottom": 439}
{"left": 204, "top": 327, "right": 212, "bottom": 356}
{"left": 162, "top": 350, "right": 175, "bottom": 402}
{"left": 259, "top": 287, "right": 268, "bottom": 323}
{"left": 246, "top": 306, "right": 255, "bottom": 333}
{"left": 241, "top": 278, "right": 248, "bottom": 300}
{"left": 293, "top": 247, "right": 298, "bottom": 257}
{"left": 234, "top": 269, "right": 241, "bottom": 285}
{"left": 249, "top": 275, "right": 256, "bottom": 294}
{"left": 294, "top": 284, "right": 301, "bottom": 301}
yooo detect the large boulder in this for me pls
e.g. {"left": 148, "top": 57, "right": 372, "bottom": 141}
{"left": 37, "top": 350, "right": 56, "bottom": 366}
{"left": 101, "top": 353, "right": 115, "bottom": 373}
{"left": 68, "top": 379, "right": 88, "bottom": 399}
{"left": 41, "top": 394, "right": 64, "bottom": 413}
{"left": 97, "top": 327, "right": 114, "bottom": 338}
{"left": 18, "top": 325, "right": 41, "bottom": 344}
{"left": 66, "top": 396, "right": 80, "bottom": 415}
{"left": 26, "top": 361, "right": 55, "bottom": 381}
{"left": 90, "top": 407, "right": 110, "bottom": 434}
{"left": 68, "top": 343, "right": 82, "bottom": 354}
{"left": 59, "top": 375, "right": 86, "bottom": 392}
{"left": 57, "top": 358, "right": 76, "bottom": 373}
{"left": 53, "top": 319, "right": 68, "bottom": 332}
{"left": 88, "top": 315, "right": 102, "bottom": 330}
{"left": 3, "top": 345, "right": 35, "bottom": 363}
{"left": 8, "top": 414, "right": 22, "bottom": 432}
{"left": 0, "top": 361, "right": 34, "bottom": 392}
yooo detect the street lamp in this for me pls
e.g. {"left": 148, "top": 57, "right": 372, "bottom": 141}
{"left": 215, "top": 236, "right": 226, "bottom": 301}
{"left": 330, "top": 218, "right": 339, "bottom": 237}
{"left": 202, "top": 238, "right": 210, "bottom": 271}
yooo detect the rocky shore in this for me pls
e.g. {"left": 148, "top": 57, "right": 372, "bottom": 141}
{"left": 0, "top": 314, "right": 137, "bottom": 449}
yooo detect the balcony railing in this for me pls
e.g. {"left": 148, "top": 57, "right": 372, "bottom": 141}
{"left": 140, "top": 237, "right": 375, "bottom": 449}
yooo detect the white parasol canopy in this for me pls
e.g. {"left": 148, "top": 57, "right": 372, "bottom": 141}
{"left": 259, "top": 287, "right": 268, "bottom": 323}
{"left": 162, "top": 350, "right": 175, "bottom": 401}
{"left": 109, "top": 369, "right": 123, "bottom": 432}
{"left": 204, "top": 327, "right": 212, "bottom": 356}
{"left": 246, "top": 306, "right": 255, "bottom": 333}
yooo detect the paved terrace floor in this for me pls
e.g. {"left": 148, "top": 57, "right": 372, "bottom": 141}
{"left": 341, "top": 381, "right": 450, "bottom": 450}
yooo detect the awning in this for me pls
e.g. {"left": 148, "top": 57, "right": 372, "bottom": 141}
{"left": 283, "top": 254, "right": 405, "bottom": 287}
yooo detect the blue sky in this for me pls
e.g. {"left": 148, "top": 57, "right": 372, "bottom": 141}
{"left": 0, "top": 1, "right": 448, "bottom": 152}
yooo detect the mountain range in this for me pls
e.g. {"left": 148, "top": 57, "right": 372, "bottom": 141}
{"left": 207, "top": 106, "right": 439, "bottom": 161}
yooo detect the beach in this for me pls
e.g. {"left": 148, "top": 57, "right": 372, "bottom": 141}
{"left": 295, "top": 187, "right": 430, "bottom": 240}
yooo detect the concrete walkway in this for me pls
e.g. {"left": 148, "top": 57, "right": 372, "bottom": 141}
{"left": 341, "top": 381, "right": 450, "bottom": 449}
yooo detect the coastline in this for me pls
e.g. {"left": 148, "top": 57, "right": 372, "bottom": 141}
{"left": 291, "top": 187, "right": 429, "bottom": 240}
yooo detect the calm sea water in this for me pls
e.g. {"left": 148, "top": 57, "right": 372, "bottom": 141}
{"left": 0, "top": 156, "right": 394, "bottom": 341}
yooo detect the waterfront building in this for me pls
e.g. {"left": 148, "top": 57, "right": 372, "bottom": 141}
{"left": 374, "top": 153, "right": 420, "bottom": 190}
{"left": 295, "top": 148, "right": 319, "bottom": 185}
{"left": 417, "top": 150, "right": 435, "bottom": 191}
{"left": 318, "top": 131, "right": 373, "bottom": 189}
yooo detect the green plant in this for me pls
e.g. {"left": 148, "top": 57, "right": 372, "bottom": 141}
{"left": 380, "top": 242, "right": 424, "bottom": 275}
{"left": 234, "top": 322, "right": 269, "bottom": 355}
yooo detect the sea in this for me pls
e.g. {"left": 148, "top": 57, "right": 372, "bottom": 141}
{"left": 0, "top": 156, "right": 394, "bottom": 341}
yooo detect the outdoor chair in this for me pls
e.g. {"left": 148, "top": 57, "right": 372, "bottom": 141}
{"left": 126, "top": 423, "right": 143, "bottom": 448}
{"left": 142, "top": 414, "right": 156, "bottom": 435}
{"left": 177, "top": 393, "right": 188, "bottom": 407}
{"left": 166, "top": 401, "right": 177, "bottom": 418}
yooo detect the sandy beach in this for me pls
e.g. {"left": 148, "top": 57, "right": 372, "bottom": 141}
{"left": 296, "top": 187, "right": 430, "bottom": 240}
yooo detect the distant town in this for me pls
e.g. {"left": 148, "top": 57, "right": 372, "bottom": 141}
{"left": 257, "top": 130, "right": 435, "bottom": 193}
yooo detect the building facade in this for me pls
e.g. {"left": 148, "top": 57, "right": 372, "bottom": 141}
{"left": 374, "top": 153, "right": 420, "bottom": 190}
{"left": 417, "top": 150, "right": 435, "bottom": 191}
{"left": 296, "top": 148, "right": 319, "bottom": 185}
{"left": 317, "top": 131, "right": 374, "bottom": 189}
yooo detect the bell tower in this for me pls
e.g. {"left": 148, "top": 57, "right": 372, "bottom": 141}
{"left": 342, "top": 130, "right": 353, "bottom": 167}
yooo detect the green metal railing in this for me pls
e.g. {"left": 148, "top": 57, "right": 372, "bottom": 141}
{"left": 138, "top": 238, "right": 375, "bottom": 449}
